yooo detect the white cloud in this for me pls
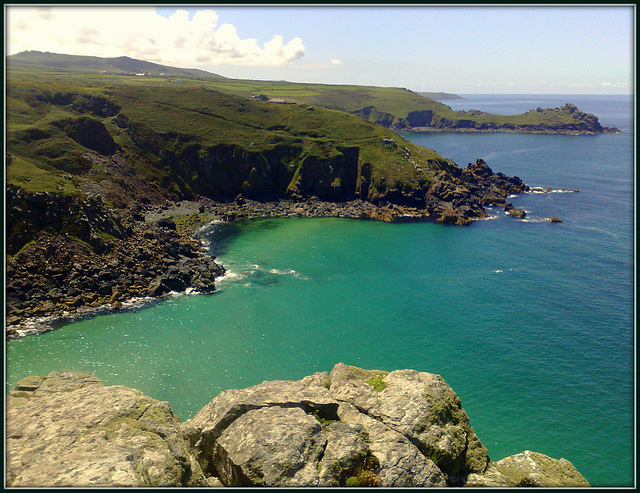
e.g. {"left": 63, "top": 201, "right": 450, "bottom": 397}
{"left": 330, "top": 59, "right": 342, "bottom": 65}
{"left": 6, "top": 6, "right": 305, "bottom": 67}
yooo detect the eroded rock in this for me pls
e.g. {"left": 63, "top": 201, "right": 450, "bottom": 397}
{"left": 6, "top": 366, "right": 590, "bottom": 488}
{"left": 465, "top": 450, "right": 591, "bottom": 487}
{"left": 6, "top": 371, "right": 206, "bottom": 487}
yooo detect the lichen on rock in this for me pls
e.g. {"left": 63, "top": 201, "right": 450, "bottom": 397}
{"left": 6, "top": 370, "right": 206, "bottom": 487}
{"left": 6, "top": 365, "right": 591, "bottom": 488}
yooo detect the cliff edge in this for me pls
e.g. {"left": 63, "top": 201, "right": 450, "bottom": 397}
{"left": 6, "top": 364, "right": 590, "bottom": 487}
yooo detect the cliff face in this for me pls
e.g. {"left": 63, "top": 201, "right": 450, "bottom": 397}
{"left": 6, "top": 186, "right": 127, "bottom": 256}
{"left": 122, "top": 116, "right": 363, "bottom": 203}
{"left": 6, "top": 365, "right": 591, "bottom": 488}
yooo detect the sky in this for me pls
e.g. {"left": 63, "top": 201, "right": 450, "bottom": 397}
{"left": 5, "top": 4, "right": 635, "bottom": 94}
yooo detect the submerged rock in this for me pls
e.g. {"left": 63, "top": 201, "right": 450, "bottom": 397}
{"left": 6, "top": 365, "right": 590, "bottom": 488}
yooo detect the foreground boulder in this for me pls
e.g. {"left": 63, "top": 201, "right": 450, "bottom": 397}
{"left": 6, "top": 365, "right": 590, "bottom": 487}
{"left": 181, "top": 363, "right": 588, "bottom": 487}
{"left": 6, "top": 371, "right": 206, "bottom": 487}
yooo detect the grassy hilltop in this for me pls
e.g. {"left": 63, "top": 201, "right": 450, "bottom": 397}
{"left": 8, "top": 51, "right": 614, "bottom": 135}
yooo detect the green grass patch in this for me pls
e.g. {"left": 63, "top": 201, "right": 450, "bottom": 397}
{"left": 366, "top": 374, "right": 388, "bottom": 392}
{"left": 6, "top": 155, "right": 80, "bottom": 195}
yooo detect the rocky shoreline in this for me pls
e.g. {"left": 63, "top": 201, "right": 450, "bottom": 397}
{"left": 5, "top": 211, "right": 225, "bottom": 339}
{"left": 405, "top": 126, "right": 621, "bottom": 135}
{"left": 6, "top": 159, "right": 569, "bottom": 339}
{"left": 6, "top": 364, "right": 591, "bottom": 487}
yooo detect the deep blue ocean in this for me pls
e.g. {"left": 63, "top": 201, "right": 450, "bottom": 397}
{"left": 5, "top": 94, "right": 635, "bottom": 486}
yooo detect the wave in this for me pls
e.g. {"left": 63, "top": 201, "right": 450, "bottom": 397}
{"left": 528, "top": 186, "right": 579, "bottom": 194}
{"left": 268, "top": 268, "right": 309, "bottom": 279}
{"left": 475, "top": 214, "right": 500, "bottom": 221}
{"left": 217, "top": 262, "right": 309, "bottom": 289}
{"left": 8, "top": 296, "right": 160, "bottom": 339}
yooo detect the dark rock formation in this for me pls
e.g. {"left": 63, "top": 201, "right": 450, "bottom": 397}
{"left": 5, "top": 196, "right": 225, "bottom": 339}
{"left": 6, "top": 365, "right": 590, "bottom": 488}
{"left": 424, "top": 159, "right": 529, "bottom": 225}
{"left": 6, "top": 186, "right": 128, "bottom": 256}
{"left": 505, "top": 202, "right": 527, "bottom": 218}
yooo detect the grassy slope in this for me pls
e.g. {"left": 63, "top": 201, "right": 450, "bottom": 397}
{"left": 186, "top": 78, "right": 602, "bottom": 131}
{"left": 7, "top": 52, "right": 604, "bottom": 132}
{"left": 8, "top": 50, "right": 226, "bottom": 79}
{"left": 6, "top": 68, "right": 452, "bottom": 200}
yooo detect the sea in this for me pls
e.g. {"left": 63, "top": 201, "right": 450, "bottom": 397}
{"left": 5, "top": 94, "right": 635, "bottom": 487}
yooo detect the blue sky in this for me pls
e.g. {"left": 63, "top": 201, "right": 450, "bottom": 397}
{"left": 7, "top": 5, "right": 634, "bottom": 94}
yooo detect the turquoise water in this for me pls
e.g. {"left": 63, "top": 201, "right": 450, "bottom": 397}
{"left": 5, "top": 95, "right": 634, "bottom": 486}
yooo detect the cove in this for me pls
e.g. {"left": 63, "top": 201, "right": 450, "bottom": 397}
{"left": 6, "top": 212, "right": 634, "bottom": 487}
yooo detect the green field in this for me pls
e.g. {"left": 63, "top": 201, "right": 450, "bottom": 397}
{"left": 8, "top": 51, "right": 606, "bottom": 134}
{"left": 6, "top": 66, "right": 452, "bottom": 203}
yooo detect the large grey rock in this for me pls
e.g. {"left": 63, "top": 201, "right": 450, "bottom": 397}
{"left": 6, "top": 370, "right": 206, "bottom": 487}
{"left": 329, "top": 363, "right": 489, "bottom": 481}
{"left": 181, "top": 374, "right": 338, "bottom": 475}
{"left": 465, "top": 450, "right": 591, "bottom": 487}
{"left": 337, "top": 402, "right": 447, "bottom": 487}
{"left": 182, "top": 363, "right": 487, "bottom": 486}
{"left": 7, "top": 365, "right": 590, "bottom": 488}
{"left": 213, "top": 406, "right": 326, "bottom": 486}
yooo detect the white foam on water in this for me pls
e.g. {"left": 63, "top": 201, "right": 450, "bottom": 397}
{"left": 268, "top": 268, "right": 309, "bottom": 279}
{"left": 528, "top": 187, "right": 578, "bottom": 194}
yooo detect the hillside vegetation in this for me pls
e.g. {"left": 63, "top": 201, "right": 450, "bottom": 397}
{"left": 6, "top": 69, "right": 452, "bottom": 205}
{"left": 8, "top": 51, "right": 615, "bottom": 134}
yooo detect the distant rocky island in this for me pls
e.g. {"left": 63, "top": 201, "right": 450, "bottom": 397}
{"left": 6, "top": 364, "right": 591, "bottom": 487}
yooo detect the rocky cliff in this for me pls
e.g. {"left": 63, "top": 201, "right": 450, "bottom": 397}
{"left": 6, "top": 364, "right": 590, "bottom": 487}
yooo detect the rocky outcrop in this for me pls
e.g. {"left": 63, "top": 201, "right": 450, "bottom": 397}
{"left": 6, "top": 185, "right": 128, "bottom": 256}
{"left": 6, "top": 370, "right": 207, "bottom": 487}
{"left": 466, "top": 451, "right": 591, "bottom": 487}
{"left": 6, "top": 365, "right": 590, "bottom": 488}
{"left": 181, "top": 363, "right": 589, "bottom": 487}
{"left": 424, "top": 159, "right": 529, "bottom": 225}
